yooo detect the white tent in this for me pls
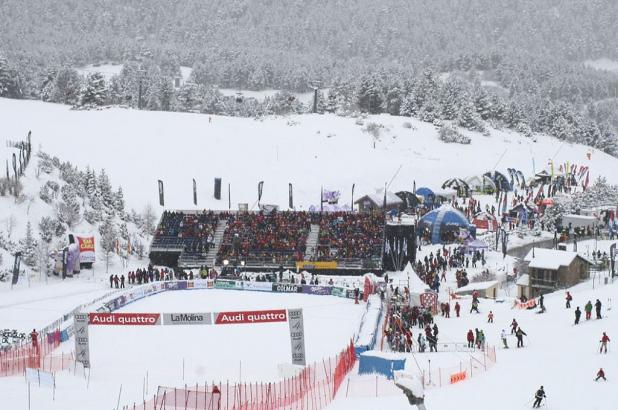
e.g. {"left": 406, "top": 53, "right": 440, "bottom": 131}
{"left": 403, "top": 262, "right": 430, "bottom": 305}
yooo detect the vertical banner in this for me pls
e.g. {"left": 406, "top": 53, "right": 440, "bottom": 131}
{"left": 287, "top": 309, "right": 306, "bottom": 366}
{"left": 12, "top": 153, "right": 17, "bottom": 179}
{"left": 288, "top": 183, "right": 293, "bottom": 209}
{"left": 77, "top": 236, "right": 96, "bottom": 263}
{"left": 193, "top": 178, "right": 198, "bottom": 206}
{"left": 258, "top": 181, "right": 264, "bottom": 203}
{"left": 351, "top": 183, "right": 355, "bottom": 211}
{"left": 610, "top": 243, "right": 616, "bottom": 276}
{"left": 74, "top": 314, "right": 90, "bottom": 368}
{"left": 158, "top": 180, "right": 165, "bottom": 207}
{"left": 11, "top": 252, "right": 22, "bottom": 285}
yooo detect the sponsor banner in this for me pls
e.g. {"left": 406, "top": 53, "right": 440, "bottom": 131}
{"left": 301, "top": 285, "right": 332, "bottom": 296}
{"left": 215, "top": 279, "right": 243, "bottom": 290}
{"left": 288, "top": 308, "right": 306, "bottom": 366}
{"left": 272, "top": 283, "right": 303, "bottom": 293}
{"left": 77, "top": 236, "right": 95, "bottom": 263}
{"left": 295, "top": 261, "right": 338, "bottom": 270}
{"left": 74, "top": 313, "right": 90, "bottom": 368}
{"left": 514, "top": 299, "right": 537, "bottom": 309}
{"left": 331, "top": 286, "right": 347, "bottom": 298}
{"left": 165, "top": 281, "right": 188, "bottom": 291}
{"left": 88, "top": 313, "right": 161, "bottom": 326}
{"left": 242, "top": 281, "right": 274, "bottom": 292}
{"left": 187, "top": 279, "right": 214, "bottom": 289}
{"left": 163, "top": 312, "right": 212, "bottom": 325}
{"left": 214, "top": 309, "right": 287, "bottom": 325}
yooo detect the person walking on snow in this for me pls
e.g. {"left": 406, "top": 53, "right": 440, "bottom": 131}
{"left": 467, "top": 329, "right": 475, "bottom": 348}
{"left": 532, "top": 386, "right": 546, "bottom": 408}
{"left": 487, "top": 311, "right": 494, "bottom": 323}
{"left": 585, "top": 301, "right": 593, "bottom": 320}
{"left": 455, "top": 301, "right": 461, "bottom": 317}
{"left": 510, "top": 319, "right": 518, "bottom": 334}
{"left": 600, "top": 332, "right": 610, "bottom": 354}
{"left": 470, "top": 299, "right": 480, "bottom": 314}
{"left": 516, "top": 327, "right": 527, "bottom": 348}
{"left": 595, "top": 368, "right": 606, "bottom": 381}
{"left": 595, "top": 299, "right": 602, "bottom": 319}
{"left": 500, "top": 329, "right": 509, "bottom": 349}
{"left": 574, "top": 307, "right": 581, "bottom": 325}
{"left": 566, "top": 291, "right": 572, "bottom": 308}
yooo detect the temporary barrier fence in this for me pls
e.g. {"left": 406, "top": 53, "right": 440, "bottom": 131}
{"left": 122, "top": 341, "right": 357, "bottom": 410}
{"left": 419, "top": 345, "right": 496, "bottom": 389}
{"left": 0, "top": 331, "right": 74, "bottom": 377}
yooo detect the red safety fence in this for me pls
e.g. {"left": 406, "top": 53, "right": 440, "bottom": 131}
{"left": 0, "top": 329, "right": 73, "bottom": 377}
{"left": 123, "top": 341, "right": 357, "bottom": 410}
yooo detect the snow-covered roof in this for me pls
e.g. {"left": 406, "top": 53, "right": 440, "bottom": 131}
{"left": 516, "top": 274, "right": 530, "bottom": 286}
{"left": 403, "top": 262, "right": 430, "bottom": 293}
{"left": 356, "top": 190, "right": 403, "bottom": 206}
{"left": 456, "top": 280, "right": 499, "bottom": 293}
{"left": 524, "top": 248, "right": 589, "bottom": 270}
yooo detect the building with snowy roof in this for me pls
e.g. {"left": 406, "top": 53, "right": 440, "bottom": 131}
{"left": 522, "top": 248, "right": 591, "bottom": 296}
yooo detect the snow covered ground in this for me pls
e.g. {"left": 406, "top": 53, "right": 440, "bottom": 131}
{"left": 2, "top": 288, "right": 365, "bottom": 409}
{"left": 1, "top": 97, "right": 615, "bottom": 216}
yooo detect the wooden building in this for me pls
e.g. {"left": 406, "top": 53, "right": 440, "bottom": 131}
{"left": 523, "top": 248, "right": 591, "bottom": 296}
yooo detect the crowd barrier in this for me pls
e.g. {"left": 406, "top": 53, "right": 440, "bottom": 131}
{"left": 419, "top": 345, "right": 497, "bottom": 389}
{"left": 0, "top": 333, "right": 74, "bottom": 377}
{"left": 353, "top": 295, "right": 382, "bottom": 355}
{"left": 122, "top": 341, "right": 357, "bottom": 410}
{"left": 358, "top": 351, "right": 405, "bottom": 380}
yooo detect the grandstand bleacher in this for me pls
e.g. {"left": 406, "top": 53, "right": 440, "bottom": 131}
{"left": 148, "top": 210, "right": 389, "bottom": 274}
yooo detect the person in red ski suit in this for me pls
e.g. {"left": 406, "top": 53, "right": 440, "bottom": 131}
{"left": 600, "top": 332, "right": 610, "bottom": 354}
{"left": 455, "top": 302, "right": 461, "bottom": 317}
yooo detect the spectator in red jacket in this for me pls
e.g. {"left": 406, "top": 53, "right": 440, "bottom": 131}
{"left": 466, "top": 329, "right": 474, "bottom": 348}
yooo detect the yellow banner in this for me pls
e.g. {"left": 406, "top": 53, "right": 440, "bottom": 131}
{"left": 295, "top": 261, "right": 338, "bottom": 270}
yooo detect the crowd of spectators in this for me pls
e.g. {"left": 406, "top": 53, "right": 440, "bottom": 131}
{"left": 217, "top": 211, "right": 312, "bottom": 264}
{"left": 316, "top": 212, "right": 384, "bottom": 261}
{"left": 152, "top": 211, "right": 227, "bottom": 253}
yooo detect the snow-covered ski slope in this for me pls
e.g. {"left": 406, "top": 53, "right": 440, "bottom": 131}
{"left": 2, "top": 97, "right": 617, "bottom": 214}
{"left": 2, "top": 288, "right": 365, "bottom": 410}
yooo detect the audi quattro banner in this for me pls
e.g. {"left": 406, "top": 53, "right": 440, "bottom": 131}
{"left": 214, "top": 309, "right": 288, "bottom": 325}
{"left": 88, "top": 313, "right": 161, "bottom": 325}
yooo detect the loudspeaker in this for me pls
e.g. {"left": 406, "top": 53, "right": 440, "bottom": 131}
{"left": 214, "top": 178, "right": 222, "bottom": 200}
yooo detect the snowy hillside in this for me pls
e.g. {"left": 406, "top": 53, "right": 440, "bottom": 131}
{"left": 2, "top": 98, "right": 617, "bottom": 216}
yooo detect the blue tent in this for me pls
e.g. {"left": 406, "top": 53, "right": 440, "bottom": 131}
{"left": 415, "top": 187, "right": 435, "bottom": 204}
{"left": 418, "top": 205, "right": 474, "bottom": 244}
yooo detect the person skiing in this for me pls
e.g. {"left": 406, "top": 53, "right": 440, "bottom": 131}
{"left": 467, "top": 329, "right": 475, "bottom": 348}
{"left": 595, "top": 368, "right": 606, "bottom": 381}
{"left": 565, "top": 291, "right": 572, "bottom": 308}
{"left": 595, "top": 299, "right": 602, "bottom": 319}
{"left": 487, "top": 311, "right": 494, "bottom": 323}
{"left": 574, "top": 306, "right": 581, "bottom": 325}
{"left": 510, "top": 319, "right": 518, "bottom": 334}
{"left": 585, "top": 301, "right": 593, "bottom": 320}
{"left": 600, "top": 332, "right": 610, "bottom": 354}
{"left": 455, "top": 301, "right": 461, "bottom": 317}
{"left": 532, "top": 386, "right": 546, "bottom": 408}
{"left": 515, "top": 327, "right": 527, "bottom": 348}
{"left": 500, "top": 329, "right": 508, "bottom": 349}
